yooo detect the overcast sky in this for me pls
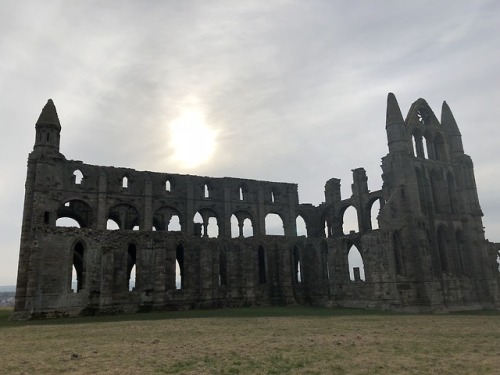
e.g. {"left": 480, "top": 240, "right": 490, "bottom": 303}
{"left": 1, "top": 0, "right": 499, "bottom": 285}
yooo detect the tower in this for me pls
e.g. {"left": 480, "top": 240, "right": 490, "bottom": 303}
{"left": 380, "top": 93, "right": 498, "bottom": 309}
{"left": 33, "top": 99, "right": 61, "bottom": 154}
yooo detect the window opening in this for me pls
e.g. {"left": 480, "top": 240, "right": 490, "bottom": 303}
{"left": 207, "top": 217, "right": 219, "bottom": 238}
{"left": 296, "top": 215, "right": 307, "bottom": 237}
{"left": 239, "top": 187, "right": 245, "bottom": 201}
{"left": 265, "top": 213, "right": 284, "bottom": 235}
{"left": 271, "top": 190, "right": 275, "bottom": 203}
{"left": 342, "top": 206, "right": 359, "bottom": 234}
{"left": 127, "top": 244, "right": 137, "bottom": 291}
{"left": 122, "top": 176, "right": 128, "bottom": 188}
{"left": 56, "top": 217, "right": 80, "bottom": 228}
{"left": 370, "top": 199, "right": 381, "bottom": 230}
{"left": 165, "top": 179, "right": 171, "bottom": 192}
{"left": 348, "top": 244, "right": 365, "bottom": 281}
{"left": 73, "top": 170, "right": 84, "bottom": 185}
{"left": 204, "top": 184, "right": 210, "bottom": 198}
{"left": 417, "top": 107, "right": 430, "bottom": 125}
{"left": 293, "top": 247, "right": 302, "bottom": 283}
{"left": 176, "top": 245, "right": 184, "bottom": 289}
{"left": 106, "top": 219, "right": 120, "bottom": 230}
{"left": 230, "top": 215, "right": 239, "bottom": 238}
{"left": 168, "top": 215, "right": 181, "bottom": 231}
{"left": 72, "top": 242, "right": 85, "bottom": 292}
{"left": 243, "top": 218, "right": 253, "bottom": 237}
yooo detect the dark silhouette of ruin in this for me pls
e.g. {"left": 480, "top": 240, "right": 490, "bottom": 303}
{"left": 12, "top": 93, "right": 500, "bottom": 319}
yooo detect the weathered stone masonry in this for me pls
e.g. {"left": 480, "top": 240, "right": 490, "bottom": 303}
{"left": 12, "top": 93, "right": 500, "bottom": 319}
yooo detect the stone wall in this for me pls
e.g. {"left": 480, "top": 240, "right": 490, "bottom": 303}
{"left": 12, "top": 94, "right": 500, "bottom": 319}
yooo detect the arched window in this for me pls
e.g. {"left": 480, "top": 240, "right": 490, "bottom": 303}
{"left": 207, "top": 217, "right": 219, "bottom": 238}
{"left": 412, "top": 129, "right": 425, "bottom": 158}
{"left": 271, "top": 190, "right": 276, "bottom": 203}
{"left": 324, "top": 218, "right": 332, "bottom": 238}
{"left": 293, "top": 246, "right": 302, "bottom": 283}
{"left": 296, "top": 215, "right": 307, "bottom": 237}
{"left": 108, "top": 203, "right": 140, "bottom": 230}
{"left": 106, "top": 219, "right": 120, "bottom": 230}
{"left": 204, "top": 184, "right": 210, "bottom": 198}
{"left": 239, "top": 186, "right": 245, "bottom": 201}
{"left": 265, "top": 213, "right": 284, "bottom": 235}
{"left": 56, "top": 217, "right": 81, "bottom": 228}
{"left": 369, "top": 199, "right": 381, "bottom": 230}
{"left": 176, "top": 244, "right": 184, "bottom": 289}
{"left": 56, "top": 199, "right": 93, "bottom": 228}
{"left": 243, "top": 218, "right": 253, "bottom": 237}
{"left": 72, "top": 242, "right": 85, "bottom": 292}
{"left": 193, "top": 212, "right": 203, "bottom": 237}
{"left": 168, "top": 215, "right": 181, "bottom": 231}
{"left": 348, "top": 244, "right": 365, "bottom": 281}
{"left": 73, "top": 169, "right": 84, "bottom": 185}
{"left": 230, "top": 215, "right": 239, "bottom": 238}
{"left": 258, "top": 246, "right": 267, "bottom": 284}
{"left": 423, "top": 131, "right": 433, "bottom": 159}
{"left": 127, "top": 244, "right": 137, "bottom": 291}
{"left": 165, "top": 179, "right": 171, "bottom": 192}
{"left": 342, "top": 206, "right": 359, "bottom": 234}
{"left": 122, "top": 176, "right": 128, "bottom": 188}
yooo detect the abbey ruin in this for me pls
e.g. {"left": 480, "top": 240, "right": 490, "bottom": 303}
{"left": 12, "top": 93, "right": 500, "bottom": 319}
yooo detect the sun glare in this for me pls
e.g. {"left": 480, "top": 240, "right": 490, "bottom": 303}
{"left": 168, "top": 106, "right": 217, "bottom": 169}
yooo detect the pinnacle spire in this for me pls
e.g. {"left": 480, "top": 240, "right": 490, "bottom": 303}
{"left": 441, "top": 101, "right": 460, "bottom": 135}
{"left": 386, "top": 92, "right": 404, "bottom": 127}
{"left": 36, "top": 99, "right": 61, "bottom": 129}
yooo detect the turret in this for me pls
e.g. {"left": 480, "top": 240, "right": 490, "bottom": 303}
{"left": 34, "top": 99, "right": 61, "bottom": 152}
{"left": 385, "top": 93, "right": 407, "bottom": 153}
{"left": 441, "top": 101, "right": 464, "bottom": 158}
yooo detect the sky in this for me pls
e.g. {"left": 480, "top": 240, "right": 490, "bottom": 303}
{"left": 1, "top": 0, "right": 500, "bottom": 286}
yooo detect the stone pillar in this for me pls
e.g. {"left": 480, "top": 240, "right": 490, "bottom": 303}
{"left": 96, "top": 172, "right": 107, "bottom": 229}
{"left": 186, "top": 178, "right": 194, "bottom": 235}
{"left": 257, "top": 184, "right": 266, "bottom": 235}
{"left": 143, "top": 177, "right": 153, "bottom": 231}
{"left": 223, "top": 184, "right": 232, "bottom": 238}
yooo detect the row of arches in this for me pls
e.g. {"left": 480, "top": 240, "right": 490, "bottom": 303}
{"left": 411, "top": 129, "right": 447, "bottom": 162}
{"left": 70, "top": 239, "right": 370, "bottom": 295}
{"left": 57, "top": 198, "right": 383, "bottom": 239}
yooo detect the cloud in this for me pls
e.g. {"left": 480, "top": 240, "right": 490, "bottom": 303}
{"left": 1, "top": 0, "right": 500, "bottom": 285}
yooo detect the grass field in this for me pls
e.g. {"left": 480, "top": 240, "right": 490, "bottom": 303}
{"left": 0, "top": 307, "right": 499, "bottom": 374}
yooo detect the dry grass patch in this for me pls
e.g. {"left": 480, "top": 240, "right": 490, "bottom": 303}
{"left": 0, "top": 307, "right": 499, "bottom": 374}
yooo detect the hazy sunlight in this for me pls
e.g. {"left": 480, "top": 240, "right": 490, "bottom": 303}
{"left": 168, "top": 105, "right": 217, "bottom": 169}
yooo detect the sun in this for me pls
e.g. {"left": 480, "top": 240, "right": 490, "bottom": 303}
{"left": 168, "top": 106, "right": 217, "bottom": 169}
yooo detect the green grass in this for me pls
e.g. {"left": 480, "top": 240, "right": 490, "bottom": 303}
{"left": 1, "top": 306, "right": 499, "bottom": 374}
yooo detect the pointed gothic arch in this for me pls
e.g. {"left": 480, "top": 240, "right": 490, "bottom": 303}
{"left": 347, "top": 243, "right": 365, "bottom": 281}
